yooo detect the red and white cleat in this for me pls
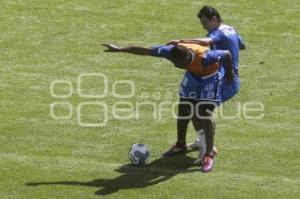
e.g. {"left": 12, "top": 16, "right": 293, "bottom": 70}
{"left": 201, "top": 155, "right": 214, "bottom": 173}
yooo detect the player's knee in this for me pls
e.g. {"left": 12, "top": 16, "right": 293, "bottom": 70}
{"left": 195, "top": 102, "right": 216, "bottom": 120}
{"left": 234, "top": 84, "right": 240, "bottom": 94}
{"left": 178, "top": 98, "right": 195, "bottom": 118}
{"left": 222, "top": 84, "right": 240, "bottom": 102}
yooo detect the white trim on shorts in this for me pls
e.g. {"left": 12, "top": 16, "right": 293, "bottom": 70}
{"left": 201, "top": 70, "right": 219, "bottom": 80}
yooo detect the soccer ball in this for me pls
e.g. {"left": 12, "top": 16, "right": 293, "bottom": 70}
{"left": 128, "top": 143, "right": 150, "bottom": 165}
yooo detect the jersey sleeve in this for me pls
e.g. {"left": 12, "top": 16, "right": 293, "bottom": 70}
{"left": 202, "top": 50, "right": 226, "bottom": 68}
{"left": 150, "top": 45, "right": 174, "bottom": 60}
{"left": 208, "top": 30, "right": 224, "bottom": 44}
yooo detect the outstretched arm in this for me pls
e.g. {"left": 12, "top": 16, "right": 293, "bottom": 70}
{"left": 166, "top": 38, "right": 213, "bottom": 46}
{"left": 102, "top": 44, "right": 152, "bottom": 56}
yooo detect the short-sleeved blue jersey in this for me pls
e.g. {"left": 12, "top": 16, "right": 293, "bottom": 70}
{"left": 150, "top": 45, "right": 174, "bottom": 60}
{"left": 208, "top": 24, "right": 244, "bottom": 75}
{"left": 202, "top": 50, "right": 226, "bottom": 68}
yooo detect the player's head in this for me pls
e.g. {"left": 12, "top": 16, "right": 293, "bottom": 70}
{"left": 169, "top": 45, "right": 193, "bottom": 68}
{"left": 197, "top": 6, "right": 222, "bottom": 32}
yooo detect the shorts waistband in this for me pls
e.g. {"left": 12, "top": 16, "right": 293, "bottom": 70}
{"left": 201, "top": 70, "right": 219, "bottom": 80}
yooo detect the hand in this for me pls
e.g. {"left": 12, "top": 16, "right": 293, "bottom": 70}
{"left": 102, "top": 44, "right": 121, "bottom": 52}
{"left": 225, "top": 70, "right": 233, "bottom": 83}
{"left": 166, "top": 40, "right": 180, "bottom": 45}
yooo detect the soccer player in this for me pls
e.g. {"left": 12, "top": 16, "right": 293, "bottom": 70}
{"left": 102, "top": 43, "right": 234, "bottom": 172}
{"left": 166, "top": 5, "right": 246, "bottom": 154}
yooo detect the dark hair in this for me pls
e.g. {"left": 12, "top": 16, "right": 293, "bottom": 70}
{"left": 170, "top": 45, "right": 191, "bottom": 66}
{"left": 197, "top": 6, "right": 222, "bottom": 22}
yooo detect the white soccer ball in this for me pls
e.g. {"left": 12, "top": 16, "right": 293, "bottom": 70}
{"left": 128, "top": 143, "right": 150, "bottom": 165}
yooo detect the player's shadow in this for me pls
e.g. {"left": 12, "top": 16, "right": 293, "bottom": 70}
{"left": 26, "top": 154, "right": 199, "bottom": 196}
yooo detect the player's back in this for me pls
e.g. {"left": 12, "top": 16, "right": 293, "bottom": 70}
{"left": 179, "top": 43, "right": 219, "bottom": 76}
{"left": 209, "top": 24, "right": 243, "bottom": 75}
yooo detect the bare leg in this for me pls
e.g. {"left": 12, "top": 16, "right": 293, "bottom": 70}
{"left": 176, "top": 98, "right": 193, "bottom": 146}
{"left": 196, "top": 103, "right": 216, "bottom": 156}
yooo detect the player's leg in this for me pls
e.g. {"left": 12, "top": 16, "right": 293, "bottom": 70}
{"left": 188, "top": 74, "right": 237, "bottom": 154}
{"left": 221, "top": 76, "right": 240, "bottom": 103}
{"left": 188, "top": 115, "right": 203, "bottom": 151}
{"left": 191, "top": 112, "right": 218, "bottom": 165}
{"left": 163, "top": 72, "right": 200, "bottom": 157}
{"left": 194, "top": 103, "right": 216, "bottom": 154}
{"left": 163, "top": 98, "right": 193, "bottom": 157}
{"left": 176, "top": 98, "right": 193, "bottom": 146}
{"left": 190, "top": 73, "right": 222, "bottom": 172}
{"left": 188, "top": 75, "right": 222, "bottom": 152}
{"left": 196, "top": 103, "right": 216, "bottom": 172}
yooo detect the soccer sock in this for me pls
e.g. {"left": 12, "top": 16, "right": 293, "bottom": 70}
{"left": 197, "top": 129, "right": 206, "bottom": 158}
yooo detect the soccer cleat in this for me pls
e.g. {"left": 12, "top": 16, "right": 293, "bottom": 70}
{"left": 187, "top": 138, "right": 219, "bottom": 152}
{"left": 187, "top": 139, "right": 201, "bottom": 151}
{"left": 193, "top": 146, "right": 218, "bottom": 165}
{"left": 201, "top": 155, "right": 214, "bottom": 173}
{"left": 163, "top": 144, "right": 187, "bottom": 157}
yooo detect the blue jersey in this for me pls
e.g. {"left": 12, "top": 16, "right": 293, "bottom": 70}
{"left": 150, "top": 45, "right": 174, "bottom": 61}
{"left": 150, "top": 45, "right": 229, "bottom": 103}
{"left": 208, "top": 24, "right": 244, "bottom": 76}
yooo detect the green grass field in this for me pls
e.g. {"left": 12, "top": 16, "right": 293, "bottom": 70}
{"left": 1, "top": 0, "right": 300, "bottom": 198}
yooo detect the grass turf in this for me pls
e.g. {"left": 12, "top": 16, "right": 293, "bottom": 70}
{"left": 0, "top": 0, "right": 299, "bottom": 198}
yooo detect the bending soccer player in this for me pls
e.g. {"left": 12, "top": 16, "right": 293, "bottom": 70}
{"left": 102, "top": 42, "right": 234, "bottom": 172}
{"left": 167, "top": 5, "right": 246, "bottom": 154}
